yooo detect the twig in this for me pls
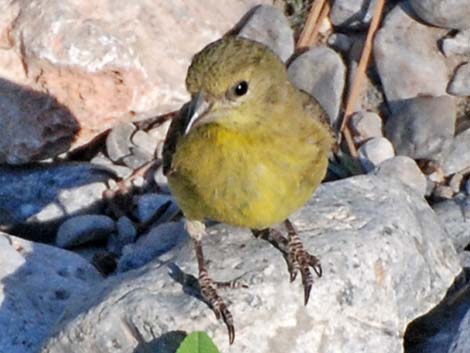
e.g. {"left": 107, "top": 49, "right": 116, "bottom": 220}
{"left": 339, "top": 0, "right": 386, "bottom": 158}
{"left": 296, "top": 0, "right": 329, "bottom": 49}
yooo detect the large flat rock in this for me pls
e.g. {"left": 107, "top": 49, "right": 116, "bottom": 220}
{"left": 40, "top": 176, "right": 461, "bottom": 353}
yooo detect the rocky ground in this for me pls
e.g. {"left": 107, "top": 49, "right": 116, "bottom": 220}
{"left": 0, "top": 1, "right": 469, "bottom": 353}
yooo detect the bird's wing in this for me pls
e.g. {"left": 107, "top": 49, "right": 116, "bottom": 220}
{"left": 162, "top": 103, "right": 190, "bottom": 176}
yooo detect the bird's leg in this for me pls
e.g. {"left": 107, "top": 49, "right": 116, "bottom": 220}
{"left": 285, "top": 219, "right": 322, "bottom": 305}
{"left": 253, "top": 220, "right": 322, "bottom": 305}
{"left": 185, "top": 220, "right": 235, "bottom": 344}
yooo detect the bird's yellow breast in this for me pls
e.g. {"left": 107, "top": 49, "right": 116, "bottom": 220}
{"left": 167, "top": 122, "right": 329, "bottom": 230}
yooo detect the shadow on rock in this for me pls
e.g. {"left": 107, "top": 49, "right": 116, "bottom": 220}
{"left": 133, "top": 331, "right": 187, "bottom": 353}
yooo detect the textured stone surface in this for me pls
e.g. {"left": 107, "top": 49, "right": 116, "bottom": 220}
{"left": 288, "top": 46, "right": 346, "bottom": 126}
{"left": 358, "top": 137, "right": 395, "bottom": 173}
{"left": 0, "top": 232, "right": 101, "bottom": 353}
{"left": 374, "top": 156, "right": 427, "bottom": 197}
{"left": 0, "top": 0, "right": 269, "bottom": 163}
{"left": 350, "top": 111, "right": 383, "bottom": 144}
{"left": 106, "top": 123, "right": 136, "bottom": 163}
{"left": 385, "top": 95, "right": 456, "bottom": 160}
{"left": 374, "top": 4, "right": 448, "bottom": 104}
{"left": 442, "top": 128, "right": 470, "bottom": 175}
{"left": 0, "top": 163, "right": 112, "bottom": 241}
{"left": 442, "top": 29, "right": 470, "bottom": 56}
{"left": 409, "top": 0, "right": 470, "bottom": 30}
{"left": 238, "top": 5, "right": 294, "bottom": 62}
{"left": 449, "top": 307, "right": 470, "bottom": 353}
{"left": 56, "top": 215, "right": 115, "bottom": 249}
{"left": 40, "top": 176, "right": 460, "bottom": 353}
{"left": 330, "top": 0, "right": 378, "bottom": 28}
{"left": 433, "top": 198, "right": 470, "bottom": 251}
{"left": 448, "top": 63, "right": 470, "bottom": 97}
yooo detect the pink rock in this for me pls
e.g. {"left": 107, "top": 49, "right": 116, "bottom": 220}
{"left": 0, "top": 0, "right": 269, "bottom": 164}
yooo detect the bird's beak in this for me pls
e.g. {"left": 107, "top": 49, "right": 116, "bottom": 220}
{"left": 184, "top": 92, "right": 212, "bottom": 135}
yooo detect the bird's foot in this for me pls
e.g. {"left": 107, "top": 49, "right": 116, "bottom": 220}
{"left": 198, "top": 267, "right": 235, "bottom": 344}
{"left": 285, "top": 219, "right": 322, "bottom": 305}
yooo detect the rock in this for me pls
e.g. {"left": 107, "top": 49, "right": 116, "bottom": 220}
{"left": 358, "top": 137, "right": 395, "bottom": 173}
{"left": 90, "top": 153, "right": 133, "bottom": 179}
{"left": 116, "top": 216, "right": 137, "bottom": 245}
{"left": 122, "top": 146, "right": 153, "bottom": 169}
{"left": 238, "top": 5, "right": 294, "bottom": 62}
{"left": 40, "top": 175, "right": 460, "bottom": 353}
{"left": 465, "top": 179, "right": 470, "bottom": 196}
{"left": 330, "top": 0, "right": 378, "bottom": 28}
{"left": 443, "top": 128, "right": 470, "bottom": 175}
{"left": 409, "top": 0, "right": 470, "bottom": 30}
{"left": 374, "top": 156, "right": 427, "bottom": 197}
{"left": 0, "top": 163, "right": 112, "bottom": 242}
{"left": 327, "top": 33, "right": 353, "bottom": 53}
{"left": 288, "top": 46, "right": 346, "bottom": 126}
{"left": 0, "top": 231, "right": 101, "bottom": 353}
{"left": 0, "top": 0, "right": 269, "bottom": 163}
{"left": 0, "top": 79, "right": 79, "bottom": 164}
{"left": 449, "top": 307, "right": 470, "bottom": 353}
{"left": 433, "top": 185, "right": 455, "bottom": 201}
{"left": 148, "top": 119, "right": 172, "bottom": 160}
{"left": 105, "top": 123, "right": 136, "bottom": 162}
{"left": 385, "top": 95, "right": 456, "bottom": 160}
{"left": 374, "top": 4, "right": 448, "bottom": 104}
{"left": 118, "top": 221, "right": 187, "bottom": 272}
{"left": 131, "top": 130, "right": 158, "bottom": 157}
{"left": 433, "top": 198, "right": 470, "bottom": 251}
{"left": 448, "top": 63, "right": 470, "bottom": 97}
{"left": 349, "top": 111, "right": 383, "bottom": 144}
{"left": 136, "top": 193, "right": 179, "bottom": 224}
{"left": 56, "top": 215, "right": 115, "bottom": 249}
{"left": 442, "top": 30, "right": 470, "bottom": 56}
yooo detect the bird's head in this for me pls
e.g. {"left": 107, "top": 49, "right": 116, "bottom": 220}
{"left": 183, "top": 36, "right": 290, "bottom": 134}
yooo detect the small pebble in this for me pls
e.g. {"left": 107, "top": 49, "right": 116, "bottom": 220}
{"left": 330, "top": 0, "right": 377, "bottom": 28}
{"left": 327, "top": 33, "right": 353, "bottom": 53}
{"left": 409, "top": 0, "right": 470, "bottom": 30}
{"left": 449, "top": 173, "right": 464, "bottom": 194}
{"left": 465, "top": 179, "right": 470, "bottom": 195}
{"left": 56, "top": 215, "right": 116, "bottom": 248}
{"left": 90, "top": 153, "right": 133, "bottom": 179}
{"left": 358, "top": 137, "right": 394, "bottom": 173}
{"left": 148, "top": 120, "right": 172, "bottom": 159}
{"left": 153, "top": 167, "right": 170, "bottom": 194}
{"left": 349, "top": 111, "right": 383, "bottom": 144}
{"left": 131, "top": 130, "right": 158, "bottom": 156}
{"left": 433, "top": 185, "right": 454, "bottom": 200}
{"left": 136, "top": 193, "right": 179, "bottom": 224}
{"left": 442, "top": 128, "right": 470, "bottom": 176}
{"left": 122, "top": 147, "right": 153, "bottom": 169}
{"left": 106, "top": 123, "right": 136, "bottom": 162}
{"left": 116, "top": 216, "right": 137, "bottom": 245}
{"left": 238, "top": 5, "right": 294, "bottom": 62}
{"left": 448, "top": 63, "right": 470, "bottom": 97}
{"left": 374, "top": 156, "right": 427, "bottom": 197}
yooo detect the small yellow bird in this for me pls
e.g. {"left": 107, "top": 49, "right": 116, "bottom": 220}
{"left": 163, "top": 36, "right": 333, "bottom": 343}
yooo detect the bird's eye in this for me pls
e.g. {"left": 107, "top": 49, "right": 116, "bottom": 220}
{"left": 233, "top": 81, "right": 249, "bottom": 97}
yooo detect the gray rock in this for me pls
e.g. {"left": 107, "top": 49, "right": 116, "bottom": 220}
{"left": 122, "top": 146, "right": 153, "bottom": 169}
{"left": 374, "top": 4, "right": 448, "bottom": 103}
{"left": 238, "top": 5, "right": 294, "bottom": 62}
{"left": 153, "top": 167, "right": 171, "bottom": 194}
{"left": 449, "top": 307, "right": 470, "bottom": 353}
{"left": 40, "top": 175, "right": 460, "bottom": 353}
{"left": 136, "top": 193, "right": 179, "bottom": 224}
{"left": 288, "top": 46, "right": 346, "bottom": 126}
{"left": 0, "top": 162, "right": 111, "bottom": 241}
{"left": 131, "top": 130, "right": 157, "bottom": 156}
{"left": 409, "top": 0, "right": 470, "bottom": 30}
{"left": 105, "top": 122, "right": 136, "bottom": 162}
{"left": 465, "top": 179, "right": 470, "bottom": 196}
{"left": 385, "top": 95, "right": 456, "bottom": 160}
{"left": 0, "top": 232, "right": 101, "bottom": 353}
{"left": 350, "top": 111, "right": 383, "bottom": 144}
{"left": 433, "top": 198, "right": 470, "bottom": 251}
{"left": 443, "top": 128, "right": 470, "bottom": 175}
{"left": 56, "top": 215, "right": 115, "bottom": 248}
{"left": 358, "top": 136, "right": 395, "bottom": 172}
{"left": 118, "top": 221, "right": 187, "bottom": 272}
{"left": 148, "top": 119, "right": 172, "bottom": 160}
{"left": 90, "top": 153, "right": 133, "bottom": 179}
{"left": 442, "top": 30, "right": 470, "bottom": 56}
{"left": 327, "top": 33, "right": 353, "bottom": 53}
{"left": 330, "top": 0, "right": 378, "bottom": 28}
{"left": 374, "top": 156, "right": 427, "bottom": 197}
{"left": 448, "top": 63, "right": 470, "bottom": 97}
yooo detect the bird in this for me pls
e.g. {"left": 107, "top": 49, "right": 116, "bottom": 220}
{"left": 162, "top": 35, "right": 334, "bottom": 344}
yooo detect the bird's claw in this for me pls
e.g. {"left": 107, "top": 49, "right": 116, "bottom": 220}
{"left": 199, "top": 271, "right": 236, "bottom": 345}
{"left": 285, "top": 222, "right": 322, "bottom": 305}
